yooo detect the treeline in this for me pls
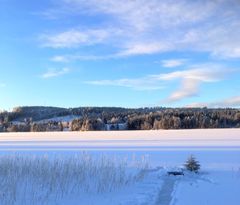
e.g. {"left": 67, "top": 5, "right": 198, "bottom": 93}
{"left": 127, "top": 108, "right": 240, "bottom": 129}
{"left": 0, "top": 121, "right": 65, "bottom": 132}
{"left": 0, "top": 106, "right": 240, "bottom": 132}
{"left": 0, "top": 106, "right": 148, "bottom": 122}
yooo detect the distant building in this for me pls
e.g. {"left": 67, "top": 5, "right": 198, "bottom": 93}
{"left": 105, "top": 122, "right": 127, "bottom": 130}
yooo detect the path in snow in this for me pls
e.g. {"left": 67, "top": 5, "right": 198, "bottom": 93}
{"left": 155, "top": 176, "right": 178, "bottom": 205}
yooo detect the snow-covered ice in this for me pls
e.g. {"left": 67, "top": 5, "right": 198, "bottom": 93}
{"left": 0, "top": 129, "right": 240, "bottom": 150}
{"left": 0, "top": 129, "right": 239, "bottom": 205}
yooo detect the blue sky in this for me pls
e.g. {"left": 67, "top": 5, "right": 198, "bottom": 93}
{"left": 1, "top": 0, "right": 240, "bottom": 110}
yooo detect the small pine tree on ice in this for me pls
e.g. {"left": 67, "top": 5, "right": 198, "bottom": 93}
{"left": 184, "top": 155, "right": 200, "bottom": 173}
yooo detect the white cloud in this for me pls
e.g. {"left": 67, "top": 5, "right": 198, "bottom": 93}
{"left": 50, "top": 42, "right": 171, "bottom": 61}
{"left": 167, "top": 79, "right": 200, "bottom": 102}
{"left": 180, "top": 20, "right": 240, "bottom": 58}
{"left": 216, "top": 96, "right": 240, "bottom": 107}
{"left": 86, "top": 77, "right": 164, "bottom": 91}
{"left": 118, "top": 42, "right": 171, "bottom": 56}
{"left": 156, "top": 66, "right": 225, "bottom": 82}
{"left": 40, "top": 0, "right": 240, "bottom": 59}
{"left": 41, "top": 68, "right": 70, "bottom": 78}
{"left": 161, "top": 59, "right": 187, "bottom": 68}
{"left": 41, "top": 29, "right": 109, "bottom": 48}
{"left": 61, "top": 0, "right": 216, "bottom": 30}
{"left": 50, "top": 54, "right": 115, "bottom": 62}
{"left": 187, "top": 96, "right": 240, "bottom": 108}
{"left": 155, "top": 64, "right": 229, "bottom": 102}
{"left": 50, "top": 55, "right": 69, "bottom": 62}
{"left": 86, "top": 64, "right": 230, "bottom": 100}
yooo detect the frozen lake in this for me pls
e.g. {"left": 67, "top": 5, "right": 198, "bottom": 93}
{"left": 0, "top": 129, "right": 240, "bottom": 151}
{"left": 0, "top": 129, "right": 239, "bottom": 205}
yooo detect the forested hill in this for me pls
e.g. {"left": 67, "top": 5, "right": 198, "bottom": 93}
{"left": 0, "top": 106, "right": 240, "bottom": 132}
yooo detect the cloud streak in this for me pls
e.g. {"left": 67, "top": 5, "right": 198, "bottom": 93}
{"left": 41, "top": 0, "right": 240, "bottom": 59}
{"left": 155, "top": 64, "right": 229, "bottom": 102}
{"left": 86, "top": 77, "right": 164, "bottom": 91}
{"left": 41, "top": 29, "right": 110, "bottom": 48}
{"left": 86, "top": 63, "right": 230, "bottom": 101}
{"left": 50, "top": 54, "right": 116, "bottom": 62}
{"left": 161, "top": 59, "right": 187, "bottom": 68}
{"left": 187, "top": 96, "right": 240, "bottom": 108}
{"left": 41, "top": 68, "right": 70, "bottom": 78}
{"left": 167, "top": 79, "right": 200, "bottom": 102}
{"left": 118, "top": 42, "right": 172, "bottom": 56}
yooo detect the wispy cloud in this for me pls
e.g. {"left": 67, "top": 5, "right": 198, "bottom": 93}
{"left": 86, "top": 63, "right": 230, "bottom": 100}
{"left": 118, "top": 42, "right": 172, "bottom": 56}
{"left": 187, "top": 96, "right": 240, "bottom": 108}
{"left": 86, "top": 77, "right": 164, "bottom": 91}
{"left": 213, "top": 96, "right": 240, "bottom": 108}
{"left": 40, "top": 29, "right": 110, "bottom": 48}
{"left": 40, "top": 0, "right": 240, "bottom": 59}
{"left": 41, "top": 68, "right": 70, "bottom": 78}
{"left": 50, "top": 55, "right": 70, "bottom": 63}
{"left": 161, "top": 59, "right": 188, "bottom": 68}
{"left": 50, "top": 54, "right": 115, "bottom": 62}
{"left": 56, "top": 0, "right": 215, "bottom": 30}
{"left": 155, "top": 65, "right": 226, "bottom": 82}
{"left": 155, "top": 64, "right": 229, "bottom": 102}
{"left": 50, "top": 42, "right": 172, "bottom": 62}
{"left": 167, "top": 79, "right": 200, "bottom": 102}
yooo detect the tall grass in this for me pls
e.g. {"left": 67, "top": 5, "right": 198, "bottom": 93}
{"left": 0, "top": 153, "right": 148, "bottom": 205}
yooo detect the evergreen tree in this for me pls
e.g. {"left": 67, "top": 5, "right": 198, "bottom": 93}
{"left": 184, "top": 155, "right": 200, "bottom": 173}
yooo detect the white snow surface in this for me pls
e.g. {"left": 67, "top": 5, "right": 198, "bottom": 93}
{"left": 173, "top": 170, "right": 240, "bottom": 205}
{"left": 0, "top": 129, "right": 239, "bottom": 205}
{"left": 0, "top": 129, "right": 240, "bottom": 150}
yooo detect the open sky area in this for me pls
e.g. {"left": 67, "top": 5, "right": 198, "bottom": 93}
{"left": 1, "top": 0, "right": 240, "bottom": 110}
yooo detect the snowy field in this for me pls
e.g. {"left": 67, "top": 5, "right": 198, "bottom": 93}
{"left": 0, "top": 129, "right": 240, "bottom": 205}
